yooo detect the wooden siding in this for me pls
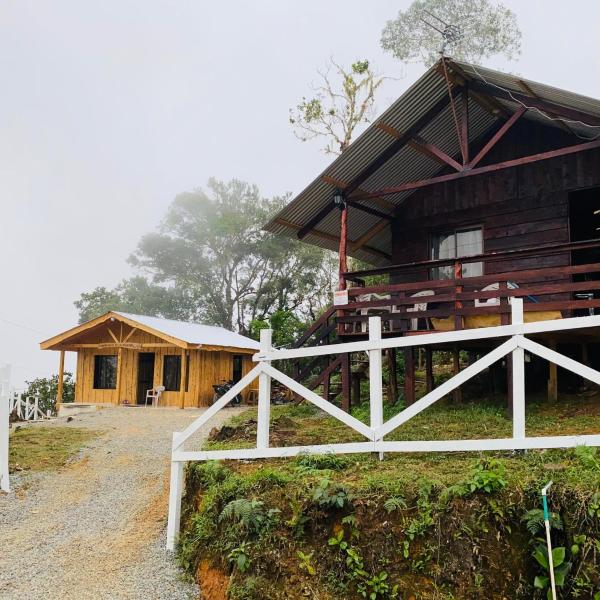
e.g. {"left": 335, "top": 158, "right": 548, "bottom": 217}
{"left": 391, "top": 120, "right": 600, "bottom": 282}
{"left": 73, "top": 324, "right": 254, "bottom": 407}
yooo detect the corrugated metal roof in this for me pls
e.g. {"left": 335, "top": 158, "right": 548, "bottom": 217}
{"left": 266, "top": 58, "right": 600, "bottom": 266}
{"left": 115, "top": 313, "right": 260, "bottom": 349}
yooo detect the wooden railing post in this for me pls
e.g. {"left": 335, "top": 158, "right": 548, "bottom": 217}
{"left": 257, "top": 329, "right": 272, "bottom": 450}
{"left": 511, "top": 298, "right": 526, "bottom": 439}
{"left": 166, "top": 432, "right": 184, "bottom": 551}
{"left": 369, "top": 318, "right": 383, "bottom": 452}
{"left": 453, "top": 260, "right": 463, "bottom": 331}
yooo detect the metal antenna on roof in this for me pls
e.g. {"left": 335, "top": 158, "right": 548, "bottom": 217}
{"left": 420, "top": 9, "right": 463, "bottom": 57}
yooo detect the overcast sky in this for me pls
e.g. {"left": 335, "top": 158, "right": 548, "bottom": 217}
{"left": 2, "top": 1, "right": 600, "bottom": 387}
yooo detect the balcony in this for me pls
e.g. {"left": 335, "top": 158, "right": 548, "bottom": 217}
{"left": 335, "top": 239, "right": 600, "bottom": 338}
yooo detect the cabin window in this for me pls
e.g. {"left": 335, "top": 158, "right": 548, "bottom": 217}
{"left": 93, "top": 355, "right": 117, "bottom": 389}
{"left": 162, "top": 354, "right": 189, "bottom": 392}
{"left": 430, "top": 227, "right": 483, "bottom": 280}
{"left": 232, "top": 355, "right": 244, "bottom": 383}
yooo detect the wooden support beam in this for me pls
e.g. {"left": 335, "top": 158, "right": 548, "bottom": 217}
{"left": 352, "top": 138, "right": 600, "bottom": 201}
{"left": 548, "top": 340, "right": 558, "bottom": 403}
{"left": 408, "top": 136, "right": 463, "bottom": 171}
{"left": 345, "top": 199, "right": 392, "bottom": 221}
{"left": 467, "top": 79, "right": 600, "bottom": 127}
{"left": 452, "top": 347, "right": 462, "bottom": 403}
{"left": 107, "top": 328, "right": 119, "bottom": 344}
{"left": 341, "top": 353, "right": 351, "bottom": 412}
{"left": 344, "top": 86, "right": 463, "bottom": 197}
{"left": 387, "top": 348, "right": 398, "bottom": 405}
{"left": 179, "top": 349, "right": 188, "bottom": 409}
{"left": 322, "top": 173, "right": 396, "bottom": 211}
{"left": 115, "top": 347, "right": 123, "bottom": 405}
{"left": 425, "top": 349, "right": 434, "bottom": 393}
{"left": 468, "top": 106, "right": 526, "bottom": 169}
{"left": 351, "top": 219, "right": 390, "bottom": 253}
{"left": 403, "top": 348, "right": 415, "bottom": 406}
{"left": 461, "top": 87, "right": 469, "bottom": 164}
{"left": 56, "top": 350, "right": 65, "bottom": 413}
{"left": 123, "top": 327, "right": 137, "bottom": 344}
{"left": 275, "top": 218, "right": 391, "bottom": 261}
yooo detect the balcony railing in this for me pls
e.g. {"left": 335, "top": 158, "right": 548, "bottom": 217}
{"left": 337, "top": 238, "right": 600, "bottom": 336}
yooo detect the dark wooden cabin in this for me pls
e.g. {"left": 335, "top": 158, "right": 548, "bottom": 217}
{"left": 265, "top": 58, "right": 600, "bottom": 410}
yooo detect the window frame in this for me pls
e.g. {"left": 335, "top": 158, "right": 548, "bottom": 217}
{"left": 162, "top": 354, "right": 189, "bottom": 392}
{"left": 429, "top": 225, "right": 484, "bottom": 280}
{"left": 93, "top": 354, "right": 118, "bottom": 390}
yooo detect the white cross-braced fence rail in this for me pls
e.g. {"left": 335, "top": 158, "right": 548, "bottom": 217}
{"left": 166, "top": 299, "right": 600, "bottom": 550}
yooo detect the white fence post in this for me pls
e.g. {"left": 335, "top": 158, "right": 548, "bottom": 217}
{"left": 257, "top": 329, "right": 272, "bottom": 450}
{"left": 166, "top": 432, "right": 184, "bottom": 551}
{"left": 512, "top": 299, "right": 526, "bottom": 439}
{"left": 369, "top": 318, "right": 383, "bottom": 456}
{"left": 1, "top": 365, "right": 11, "bottom": 493}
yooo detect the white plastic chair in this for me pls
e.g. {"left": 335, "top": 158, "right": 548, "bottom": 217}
{"left": 474, "top": 282, "right": 519, "bottom": 307}
{"left": 401, "top": 289, "right": 435, "bottom": 330}
{"left": 356, "top": 293, "right": 392, "bottom": 332}
{"left": 145, "top": 385, "right": 165, "bottom": 407}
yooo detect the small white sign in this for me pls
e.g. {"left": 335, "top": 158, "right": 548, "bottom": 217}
{"left": 333, "top": 290, "right": 349, "bottom": 306}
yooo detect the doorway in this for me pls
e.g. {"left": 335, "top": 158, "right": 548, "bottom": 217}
{"left": 137, "top": 353, "right": 155, "bottom": 404}
{"left": 569, "top": 187, "right": 600, "bottom": 266}
{"left": 232, "top": 355, "right": 243, "bottom": 383}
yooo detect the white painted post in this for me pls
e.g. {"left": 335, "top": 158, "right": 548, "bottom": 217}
{"left": 1, "top": 365, "right": 11, "bottom": 493}
{"left": 512, "top": 299, "right": 526, "bottom": 439}
{"left": 257, "top": 329, "right": 272, "bottom": 450}
{"left": 33, "top": 396, "right": 39, "bottom": 421}
{"left": 166, "top": 432, "right": 184, "bottom": 551}
{"left": 369, "top": 317, "right": 384, "bottom": 456}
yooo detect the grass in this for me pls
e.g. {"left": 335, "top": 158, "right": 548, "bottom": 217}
{"left": 9, "top": 426, "right": 99, "bottom": 473}
{"left": 180, "top": 395, "right": 600, "bottom": 599}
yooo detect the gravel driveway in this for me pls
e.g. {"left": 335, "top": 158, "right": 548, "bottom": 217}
{"left": 0, "top": 406, "right": 238, "bottom": 600}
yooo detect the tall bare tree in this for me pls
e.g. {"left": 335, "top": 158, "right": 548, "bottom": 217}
{"left": 289, "top": 58, "right": 388, "bottom": 155}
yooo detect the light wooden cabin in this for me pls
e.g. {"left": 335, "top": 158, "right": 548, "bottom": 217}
{"left": 40, "top": 312, "right": 259, "bottom": 409}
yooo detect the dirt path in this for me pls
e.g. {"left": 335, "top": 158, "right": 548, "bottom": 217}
{"left": 0, "top": 406, "right": 237, "bottom": 600}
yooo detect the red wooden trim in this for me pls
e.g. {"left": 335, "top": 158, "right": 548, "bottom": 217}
{"left": 352, "top": 139, "right": 600, "bottom": 201}
{"left": 408, "top": 137, "right": 463, "bottom": 171}
{"left": 468, "top": 107, "right": 526, "bottom": 169}
{"left": 461, "top": 87, "right": 469, "bottom": 164}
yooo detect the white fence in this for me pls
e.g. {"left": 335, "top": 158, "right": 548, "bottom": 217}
{"left": 1, "top": 365, "right": 10, "bottom": 492}
{"left": 9, "top": 393, "right": 46, "bottom": 422}
{"left": 166, "top": 299, "right": 600, "bottom": 550}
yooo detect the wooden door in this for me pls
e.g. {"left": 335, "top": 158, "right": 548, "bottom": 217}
{"left": 137, "top": 353, "right": 155, "bottom": 404}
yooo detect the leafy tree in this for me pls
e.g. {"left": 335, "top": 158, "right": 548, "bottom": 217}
{"left": 22, "top": 372, "right": 75, "bottom": 415}
{"left": 249, "top": 308, "right": 307, "bottom": 348}
{"left": 381, "top": 0, "right": 521, "bottom": 67}
{"left": 125, "top": 179, "right": 335, "bottom": 334}
{"left": 289, "top": 58, "right": 389, "bottom": 155}
{"left": 74, "top": 277, "right": 192, "bottom": 323}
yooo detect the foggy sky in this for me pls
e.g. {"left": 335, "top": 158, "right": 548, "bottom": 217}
{"left": 2, "top": 1, "right": 600, "bottom": 387}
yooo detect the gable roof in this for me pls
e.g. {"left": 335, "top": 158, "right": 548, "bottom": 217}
{"left": 265, "top": 58, "right": 600, "bottom": 266}
{"left": 40, "top": 311, "right": 260, "bottom": 352}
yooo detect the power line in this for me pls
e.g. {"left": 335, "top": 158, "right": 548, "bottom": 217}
{"left": 0, "top": 317, "right": 49, "bottom": 336}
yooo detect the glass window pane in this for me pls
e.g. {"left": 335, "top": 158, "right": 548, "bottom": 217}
{"left": 431, "top": 232, "right": 456, "bottom": 260}
{"left": 93, "top": 355, "right": 117, "bottom": 389}
{"left": 456, "top": 228, "right": 482, "bottom": 257}
{"left": 163, "top": 355, "right": 181, "bottom": 391}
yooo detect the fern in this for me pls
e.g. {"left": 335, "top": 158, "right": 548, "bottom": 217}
{"left": 219, "top": 498, "right": 277, "bottom": 533}
{"left": 521, "top": 508, "right": 563, "bottom": 536}
{"left": 383, "top": 496, "right": 407, "bottom": 514}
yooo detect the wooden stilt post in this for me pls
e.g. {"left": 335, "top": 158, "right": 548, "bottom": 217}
{"left": 548, "top": 340, "right": 558, "bottom": 403}
{"left": 403, "top": 348, "right": 415, "bottom": 406}
{"left": 179, "top": 349, "right": 188, "bottom": 409}
{"left": 452, "top": 347, "right": 462, "bottom": 403}
{"left": 56, "top": 350, "right": 65, "bottom": 414}
{"left": 352, "top": 373, "right": 361, "bottom": 406}
{"left": 425, "top": 348, "right": 434, "bottom": 393}
{"left": 387, "top": 349, "right": 398, "bottom": 404}
{"left": 581, "top": 342, "right": 590, "bottom": 390}
{"left": 323, "top": 368, "right": 331, "bottom": 402}
{"left": 341, "top": 353, "right": 351, "bottom": 412}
